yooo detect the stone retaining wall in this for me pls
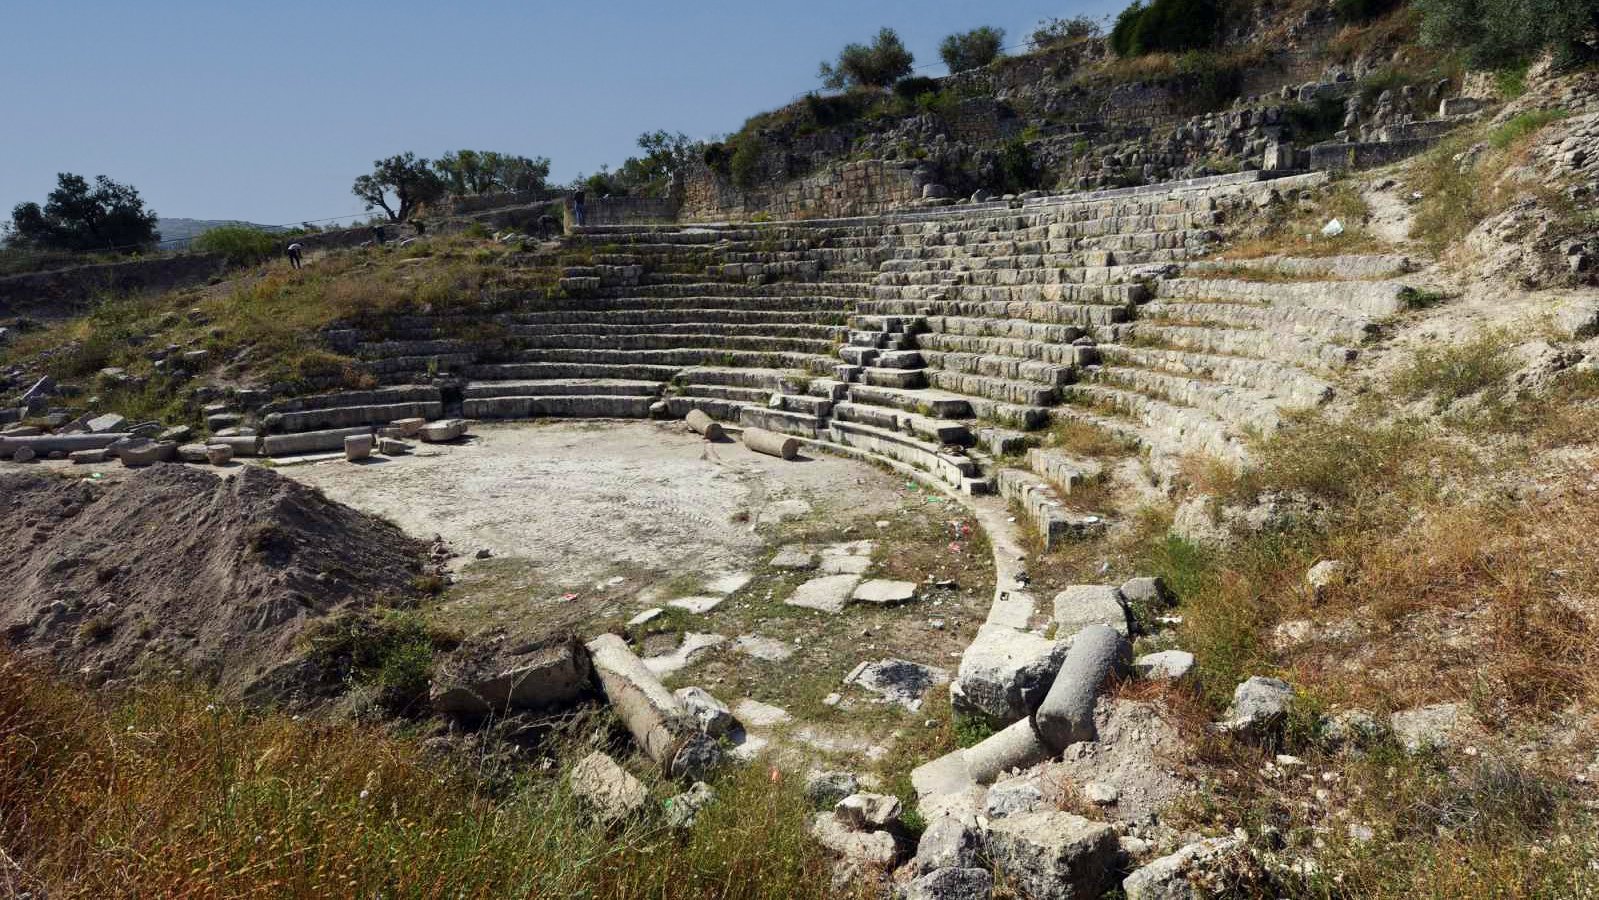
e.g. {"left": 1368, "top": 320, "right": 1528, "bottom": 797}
{"left": 680, "top": 159, "right": 923, "bottom": 223}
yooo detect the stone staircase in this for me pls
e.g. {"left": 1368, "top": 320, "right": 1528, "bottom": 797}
{"left": 247, "top": 171, "right": 1417, "bottom": 546}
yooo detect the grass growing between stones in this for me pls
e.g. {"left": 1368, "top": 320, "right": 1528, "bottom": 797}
{"left": 0, "top": 654, "right": 853, "bottom": 900}
{"left": 1098, "top": 349, "right": 1599, "bottom": 893}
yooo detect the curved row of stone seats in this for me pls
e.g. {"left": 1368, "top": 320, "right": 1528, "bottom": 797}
{"left": 461, "top": 379, "right": 664, "bottom": 420}
{"left": 258, "top": 386, "right": 443, "bottom": 434}
{"left": 994, "top": 467, "right": 1106, "bottom": 551}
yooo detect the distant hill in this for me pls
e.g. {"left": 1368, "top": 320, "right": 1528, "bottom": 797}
{"left": 158, "top": 217, "right": 286, "bottom": 249}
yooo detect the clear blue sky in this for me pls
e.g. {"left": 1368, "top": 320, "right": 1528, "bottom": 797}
{"left": 1, "top": 0, "right": 1121, "bottom": 228}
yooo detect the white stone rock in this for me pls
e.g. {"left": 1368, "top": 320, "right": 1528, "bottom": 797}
{"left": 1134, "top": 650, "right": 1196, "bottom": 680}
{"left": 852, "top": 579, "right": 917, "bottom": 606}
{"left": 668, "top": 596, "right": 724, "bottom": 614}
{"left": 787, "top": 574, "right": 863, "bottom": 613}
{"left": 1051, "top": 585, "right": 1132, "bottom": 636}
{"left": 569, "top": 751, "right": 648, "bottom": 824}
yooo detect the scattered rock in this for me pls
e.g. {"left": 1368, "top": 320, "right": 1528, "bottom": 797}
{"left": 1051, "top": 585, "right": 1133, "bottom": 636}
{"left": 805, "top": 771, "right": 859, "bottom": 807}
{"left": 834, "top": 792, "right": 901, "bottom": 831}
{"left": 1220, "top": 676, "right": 1294, "bottom": 737}
{"left": 1305, "top": 559, "right": 1347, "bottom": 601}
{"left": 1324, "top": 708, "right": 1383, "bottom": 747}
{"left": 787, "top": 573, "right": 863, "bottom": 613}
{"left": 985, "top": 777, "right": 1045, "bottom": 819}
{"left": 569, "top": 751, "right": 648, "bottom": 824}
{"left": 983, "top": 811, "right": 1119, "bottom": 900}
{"left": 429, "top": 635, "right": 593, "bottom": 716}
{"left": 1134, "top": 650, "right": 1195, "bottom": 680}
{"left": 951, "top": 623, "right": 1068, "bottom": 726}
{"left": 912, "top": 815, "right": 984, "bottom": 873}
{"left": 810, "top": 812, "right": 901, "bottom": 867}
{"left": 1119, "top": 576, "right": 1174, "bottom": 608}
{"left": 1082, "top": 781, "right": 1120, "bottom": 805}
{"left": 902, "top": 867, "right": 993, "bottom": 900}
{"left": 1391, "top": 702, "right": 1464, "bottom": 751}
{"left": 1122, "top": 834, "right": 1245, "bottom": 900}
{"left": 665, "top": 781, "right": 715, "bottom": 829}
{"left": 769, "top": 544, "right": 817, "bottom": 569}
{"left": 674, "top": 686, "right": 735, "bottom": 736}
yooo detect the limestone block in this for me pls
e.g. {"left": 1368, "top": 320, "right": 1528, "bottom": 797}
{"left": 951, "top": 623, "right": 1069, "bottom": 726}
{"left": 344, "top": 434, "right": 374, "bottom": 462}
{"left": 419, "top": 419, "right": 470, "bottom": 443}
{"left": 983, "top": 811, "right": 1118, "bottom": 900}
{"left": 569, "top": 751, "right": 648, "bottom": 824}
{"left": 1051, "top": 585, "right": 1133, "bottom": 636}
{"left": 205, "top": 444, "right": 234, "bottom": 466}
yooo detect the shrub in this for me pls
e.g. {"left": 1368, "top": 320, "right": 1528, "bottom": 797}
{"left": 1282, "top": 96, "right": 1349, "bottom": 143}
{"left": 892, "top": 75, "right": 942, "bottom": 102}
{"left": 729, "top": 139, "right": 764, "bottom": 190}
{"left": 1414, "top": 0, "right": 1599, "bottom": 68}
{"left": 996, "top": 138, "right": 1038, "bottom": 193}
{"left": 192, "top": 226, "right": 280, "bottom": 267}
{"left": 306, "top": 610, "right": 450, "bottom": 715}
{"left": 1029, "top": 15, "right": 1102, "bottom": 49}
{"left": 1109, "top": 0, "right": 1222, "bottom": 57}
{"left": 818, "top": 27, "right": 914, "bottom": 90}
{"left": 939, "top": 26, "right": 1005, "bottom": 73}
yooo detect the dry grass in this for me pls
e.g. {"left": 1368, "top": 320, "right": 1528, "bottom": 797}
{"left": 0, "top": 656, "right": 854, "bottom": 900}
{"left": 1220, "top": 182, "right": 1388, "bottom": 260}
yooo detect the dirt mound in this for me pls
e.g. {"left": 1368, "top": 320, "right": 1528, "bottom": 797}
{"left": 0, "top": 464, "right": 430, "bottom": 696}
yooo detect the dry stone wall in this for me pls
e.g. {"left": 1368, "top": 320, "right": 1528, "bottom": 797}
{"left": 680, "top": 159, "right": 923, "bottom": 222}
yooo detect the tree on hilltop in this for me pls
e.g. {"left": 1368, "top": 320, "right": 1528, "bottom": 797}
{"left": 819, "top": 28, "right": 915, "bottom": 90}
{"left": 352, "top": 153, "right": 446, "bottom": 222}
{"left": 5, "top": 173, "right": 159, "bottom": 253}
{"left": 433, "top": 150, "right": 552, "bottom": 195}
{"left": 940, "top": 26, "right": 1006, "bottom": 73}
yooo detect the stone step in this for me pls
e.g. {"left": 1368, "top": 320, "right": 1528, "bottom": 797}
{"left": 507, "top": 347, "right": 837, "bottom": 374}
{"left": 1138, "top": 300, "right": 1376, "bottom": 346}
{"left": 919, "top": 348, "right": 1077, "bottom": 388}
{"left": 506, "top": 321, "right": 844, "bottom": 340}
{"left": 261, "top": 385, "right": 441, "bottom": 415}
{"left": 1155, "top": 277, "right": 1411, "bottom": 319}
{"left": 676, "top": 366, "right": 812, "bottom": 392}
{"left": 871, "top": 350, "right": 924, "bottom": 369}
{"left": 1099, "top": 344, "right": 1333, "bottom": 407}
{"left": 572, "top": 282, "right": 870, "bottom": 301}
{"left": 1088, "top": 365, "right": 1285, "bottom": 435}
{"left": 827, "top": 419, "right": 978, "bottom": 488}
{"left": 739, "top": 405, "right": 823, "bottom": 439}
{"left": 862, "top": 299, "right": 1130, "bottom": 328}
{"left": 1026, "top": 448, "right": 1104, "bottom": 495}
{"left": 916, "top": 332, "right": 1091, "bottom": 370}
{"left": 363, "top": 353, "right": 476, "bottom": 375}
{"left": 355, "top": 339, "right": 473, "bottom": 360}
{"left": 680, "top": 383, "right": 771, "bottom": 405}
{"left": 1182, "top": 253, "right": 1417, "bottom": 280}
{"left": 464, "top": 362, "right": 683, "bottom": 382}
{"left": 513, "top": 333, "right": 837, "bottom": 355}
{"left": 463, "top": 379, "right": 663, "bottom": 399}
{"left": 665, "top": 395, "right": 746, "bottom": 421}
{"left": 838, "top": 345, "right": 880, "bottom": 366}
{"left": 845, "top": 384, "right": 973, "bottom": 419}
{"left": 850, "top": 314, "right": 926, "bottom": 334}
{"left": 858, "top": 367, "right": 927, "bottom": 390}
{"left": 873, "top": 282, "right": 1145, "bottom": 305}
{"left": 1064, "top": 383, "right": 1246, "bottom": 464}
{"left": 925, "top": 368, "right": 1058, "bottom": 407}
{"left": 462, "top": 394, "right": 656, "bottom": 419}
{"left": 508, "top": 308, "right": 844, "bottom": 327}
{"left": 831, "top": 401, "right": 973, "bottom": 445}
{"left": 1124, "top": 323, "right": 1359, "bottom": 372}
{"left": 995, "top": 468, "right": 1106, "bottom": 551}
{"left": 265, "top": 400, "right": 444, "bottom": 435}
{"left": 923, "top": 315, "right": 1088, "bottom": 345}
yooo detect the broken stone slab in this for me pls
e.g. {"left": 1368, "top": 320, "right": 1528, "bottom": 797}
{"left": 986, "top": 777, "right": 1045, "bottom": 819}
{"left": 805, "top": 771, "right": 860, "bottom": 807}
{"left": 207, "top": 434, "right": 260, "bottom": 457}
{"left": 851, "top": 579, "right": 916, "bottom": 606}
{"left": 158, "top": 425, "right": 192, "bottom": 443}
{"left": 983, "top": 811, "right": 1118, "bottom": 900}
{"left": 385, "top": 417, "right": 426, "bottom": 437}
{"left": 674, "top": 686, "right": 735, "bottom": 737}
{"left": 344, "top": 434, "right": 374, "bottom": 462}
{"left": 902, "top": 867, "right": 993, "bottom": 900}
{"left": 628, "top": 608, "right": 664, "bottom": 626}
{"left": 115, "top": 438, "right": 177, "bottom": 467}
{"left": 819, "top": 554, "right": 872, "bottom": 575}
{"left": 1033, "top": 625, "right": 1131, "bottom": 752}
{"left": 1219, "top": 676, "right": 1295, "bottom": 737}
{"left": 0, "top": 433, "right": 130, "bottom": 457}
{"left": 787, "top": 573, "right": 863, "bottom": 613}
{"left": 205, "top": 444, "right": 234, "bottom": 466}
{"left": 68, "top": 448, "right": 107, "bottom": 465}
{"left": 834, "top": 792, "right": 902, "bottom": 832}
{"left": 664, "top": 781, "right": 715, "bottom": 829}
{"left": 731, "top": 634, "right": 793, "bottom": 661}
{"left": 1122, "top": 834, "right": 1245, "bottom": 900}
{"left": 569, "top": 751, "right": 648, "bottom": 825}
{"left": 585, "top": 633, "right": 695, "bottom": 773}
{"left": 685, "top": 408, "right": 725, "bottom": 440}
{"left": 177, "top": 443, "right": 211, "bottom": 463}
{"left": 1052, "top": 585, "right": 1133, "bottom": 636}
{"left": 809, "top": 813, "right": 902, "bottom": 868}
{"left": 951, "top": 623, "right": 1069, "bottom": 727}
{"left": 419, "top": 418, "right": 470, "bottom": 443}
{"left": 643, "top": 632, "right": 725, "bottom": 677}
{"left": 261, "top": 426, "right": 372, "bottom": 456}
{"left": 845, "top": 658, "right": 949, "bottom": 710}
{"left": 769, "top": 544, "right": 817, "bottom": 570}
{"left": 668, "top": 596, "right": 724, "bottom": 614}
{"left": 377, "top": 437, "right": 413, "bottom": 455}
{"left": 429, "top": 636, "right": 593, "bottom": 717}
{"left": 87, "top": 412, "right": 126, "bottom": 433}
{"left": 703, "top": 571, "right": 752, "bottom": 594}
{"left": 1135, "top": 650, "right": 1196, "bottom": 681}
{"left": 742, "top": 426, "right": 798, "bottom": 460}
{"left": 913, "top": 816, "right": 984, "bottom": 874}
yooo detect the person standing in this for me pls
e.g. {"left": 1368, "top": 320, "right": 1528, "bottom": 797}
{"left": 286, "top": 241, "right": 303, "bottom": 270}
{"left": 572, "top": 190, "right": 586, "bottom": 227}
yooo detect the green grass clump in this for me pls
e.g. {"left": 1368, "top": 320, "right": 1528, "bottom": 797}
{"left": 192, "top": 225, "right": 282, "bottom": 267}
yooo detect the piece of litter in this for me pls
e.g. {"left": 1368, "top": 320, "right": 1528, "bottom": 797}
{"left": 560, "top": 593, "right": 579, "bottom": 602}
